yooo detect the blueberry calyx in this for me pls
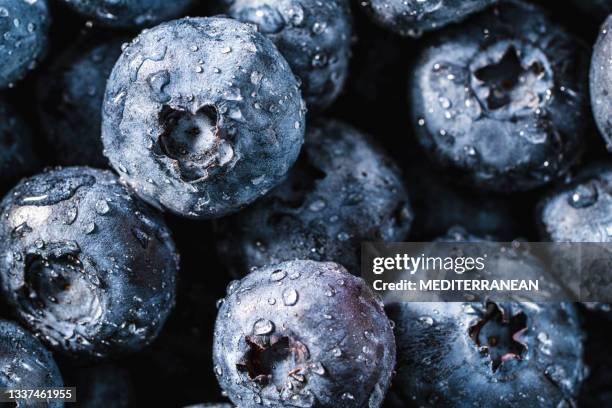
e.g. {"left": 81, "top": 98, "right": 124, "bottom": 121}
{"left": 469, "top": 302, "right": 528, "bottom": 372}
{"left": 471, "top": 42, "right": 552, "bottom": 119}
{"left": 157, "top": 104, "right": 232, "bottom": 183}
{"left": 238, "top": 333, "right": 310, "bottom": 390}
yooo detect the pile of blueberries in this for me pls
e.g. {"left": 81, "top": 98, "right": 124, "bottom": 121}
{"left": 0, "top": 0, "right": 611, "bottom": 407}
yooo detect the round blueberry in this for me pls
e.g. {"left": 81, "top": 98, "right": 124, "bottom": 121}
{"left": 591, "top": 16, "right": 612, "bottom": 150}
{"left": 0, "top": 98, "right": 40, "bottom": 194}
{"left": 60, "top": 0, "right": 193, "bottom": 28}
{"left": 0, "top": 0, "right": 50, "bottom": 89}
{"left": 213, "top": 260, "right": 396, "bottom": 408}
{"left": 37, "top": 35, "right": 125, "bottom": 167}
{"left": 0, "top": 167, "right": 178, "bottom": 358}
{"left": 0, "top": 319, "right": 64, "bottom": 407}
{"left": 215, "top": 120, "right": 412, "bottom": 276}
{"left": 410, "top": 1, "right": 589, "bottom": 192}
{"left": 183, "top": 404, "right": 232, "bottom": 408}
{"left": 216, "top": 0, "right": 352, "bottom": 110}
{"left": 102, "top": 17, "right": 306, "bottom": 219}
{"left": 387, "top": 301, "right": 585, "bottom": 407}
{"left": 360, "top": 0, "right": 497, "bottom": 37}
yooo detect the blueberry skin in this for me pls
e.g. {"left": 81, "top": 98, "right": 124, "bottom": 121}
{"left": 61, "top": 0, "right": 193, "bottom": 28}
{"left": 0, "top": 98, "right": 39, "bottom": 194}
{"left": 537, "top": 163, "right": 612, "bottom": 308}
{"left": 215, "top": 120, "right": 412, "bottom": 276}
{"left": 591, "top": 16, "right": 612, "bottom": 150}
{"left": 539, "top": 163, "right": 612, "bottom": 243}
{"left": 102, "top": 17, "right": 306, "bottom": 219}
{"left": 216, "top": 0, "right": 352, "bottom": 110}
{"left": 0, "top": 167, "right": 178, "bottom": 358}
{"left": 387, "top": 301, "right": 585, "bottom": 408}
{"left": 213, "top": 260, "right": 396, "bottom": 408}
{"left": 0, "top": 319, "right": 64, "bottom": 407}
{"left": 410, "top": 1, "right": 589, "bottom": 193}
{"left": 360, "top": 0, "right": 496, "bottom": 37}
{"left": 0, "top": 0, "right": 50, "bottom": 89}
{"left": 37, "top": 35, "right": 125, "bottom": 167}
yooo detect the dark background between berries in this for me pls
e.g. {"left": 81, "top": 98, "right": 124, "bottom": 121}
{"left": 1, "top": 0, "right": 611, "bottom": 406}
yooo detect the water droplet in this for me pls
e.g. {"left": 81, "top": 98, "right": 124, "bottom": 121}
{"left": 308, "top": 199, "right": 326, "bottom": 212}
{"left": 568, "top": 183, "right": 598, "bottom": 209}
{"left": 226, "top": 280, "right": 240, "bottom": 295}
{"left": 253, "top": 318, "right": 274, "bottom": 335}
{"left": 270, "top": 269, "right": 286, "bottom": 282}
{"left": 418, "top": 316, "right": 434, "bottom": 326}
{"left": 282, "top": 288, "right": 299, "bottom": 306}
{"left": 95, "top": 200, "right": 110, "bottom": 215}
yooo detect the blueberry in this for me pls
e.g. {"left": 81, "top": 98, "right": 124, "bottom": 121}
{"left": 591, "top": 16, "right": 612, "bottom": 150}
{"left": 360, "top": 0, "right": 496, "bottom": 37}
{"left": 102, "top": 17, "right": 306, "bottom": 219}
{"left": 387, "top": 301, "right": 585, "bottom": 407}
{"left": 213, "top": 260, "right": 396, "bottom": 407}
{"left": 215, "top": 120, "right": 412, "bottom": 276}
{"left": 0, "top": 0, "right": 50, "bottom": 89}
{"left": 37, "top": 35, "right": 125, "bottom": 167}
{"left": 183, "top": 404, "right": 233, "bottom": 408}
{"left": 410, "top": 1, "right": 589, "bottom": 192}
{"left": 60, "top": 0, "right": 193, "bottom": 28}
{"left": 0, "top": 167, "right": 178, "bottom": 358}
{"left": 0, "top": 319, "right": 64, "bottom": 407}
{"left": 0, "top": 98, "right": 40, "bottom": 194}
{"left": 215, "top": 0, "right": 352, "bottom": 110}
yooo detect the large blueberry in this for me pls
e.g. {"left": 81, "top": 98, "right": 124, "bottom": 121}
{"left": 360, "top": 0, "right": 496, "bottom": 37}
{"left": 0, "top": 167, "right": 178, "bottom": 358}
{"left": 410, "top": 1, "right": 589, "bottom": 192}
{"left": 0, "top": 0, "right": 50, "bottom": 89}
{"left": 591, "top": 16, "right": 612, "bottom": 150}
{"left": 37, "top": 35, "right": 125, "bottom": 167}
{"left": 215, "top": 120, "right": 412, "bottom": 276}
{"left": 102, "top": 17, "right": 306, "bottom": 219}
{"left": 0, "top": 319, "right": 64, "bottom": 407}
{"left": 60, "top": 0, "right": 193, "bottom": 28}
{"left": 216, "top": 0, "right": 352, "bottom": 110}
{"left": 387, "top": 301, "right": 585, "bottom": 407}
{"left": 213, "top": 260, "right": 396, "bottom": 408}
{"left": 0, "top": 98, "right": 39, "bottom": 194}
